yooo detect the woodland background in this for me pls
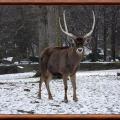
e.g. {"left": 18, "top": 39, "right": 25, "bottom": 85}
{"left": 0, "top": 5, "right": 119, "bottom": 62}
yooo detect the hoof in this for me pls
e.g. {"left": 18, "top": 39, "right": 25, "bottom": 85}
{"left": 49, "top": 97, "right": 53, "bottom": 100}
{"left": 64, "top": 99, "right": 68, "bottom": 103}
{"left": 73, "top": 97, "right": 78, "bottom": 102}
{"left": 38, "top": 94, "right": 41, "bottom": 99}
{"left": 38, "top": 97, "right": 41, "bottom": 99}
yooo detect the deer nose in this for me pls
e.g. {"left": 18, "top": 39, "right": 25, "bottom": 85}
{"left": 77, "top": 48, "right": 83, "bottom": 53}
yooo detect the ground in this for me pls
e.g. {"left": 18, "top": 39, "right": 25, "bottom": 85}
{"left": 0, "top": 69, "right": 120, "bottom": 114}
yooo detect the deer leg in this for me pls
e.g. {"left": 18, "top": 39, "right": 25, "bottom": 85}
{"left": 44, "top": 72, "right": 53, "bottom": 100}
{"left": 44, "top": 79, "right": 53, "bottom": 100}
{"left": 38, "top": 77, "right": 43, "bottom": 99}
{"left": 63, "top": 75, "right": 68, "bottom": 103}
{"left": 70, "top": 74, "right": 78, "bottom": 102}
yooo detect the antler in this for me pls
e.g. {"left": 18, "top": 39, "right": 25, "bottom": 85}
{"left": 83, "top": 10, "right": 95, "bottom": 39}
{"left": 59, "top": 12, "right": 77, "bottom": 40}
{"left": 63, "top": 11, "right": 76, "bottom": 46}
{"left": 63, "top": 11, "right": 68, "bottom": 33}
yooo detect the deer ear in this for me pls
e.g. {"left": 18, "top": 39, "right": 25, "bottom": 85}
{"left": 84, "top": 37, "right": 91, "bottom": 45}
{"left": 84, "top": 38, "right": 89, "bottom": 44}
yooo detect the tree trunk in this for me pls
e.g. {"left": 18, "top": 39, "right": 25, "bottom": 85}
{"left": 38, "top": 6, "right": 48, "bottom": 55}
{"left": 38, "top": 6, "right": 61, "bottom": 55}
{"left": 47, "top": 6, "right": 61, "bottom": 47}
{"left": 111, "top": 7, "right": 118, "bottom": 62}
{"left": 103, "top": 8, "right": 107, "bottom": 61}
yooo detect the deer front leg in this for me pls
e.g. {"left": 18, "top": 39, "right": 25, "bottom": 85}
{"left": 63, "top": 75, "right": 68, "bottom": 103}
{"left": 70, "top": 74, "right": 78, "bottom": 102}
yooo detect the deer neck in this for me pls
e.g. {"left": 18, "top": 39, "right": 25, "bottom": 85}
{"left": 69, "top": 47, "right": 83, "bottom": 61}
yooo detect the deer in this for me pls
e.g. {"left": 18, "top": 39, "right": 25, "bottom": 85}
{"left": 38, "top": 10, "right": 95, "bottom": 103}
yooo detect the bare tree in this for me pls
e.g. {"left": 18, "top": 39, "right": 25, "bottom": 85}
{"left": 111, "top": 6, "right": 119, "bottom": 61}
{"left": 103, "top": 7, "right": 107, "bottom": 61}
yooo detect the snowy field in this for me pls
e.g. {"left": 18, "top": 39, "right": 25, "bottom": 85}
{"left": 0, "top": 69, "right": 120, "bottom": 114}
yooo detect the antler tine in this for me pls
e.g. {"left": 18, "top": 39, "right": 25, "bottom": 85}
{"left": 59, "top": 13, "right": 76, "bottom": 39}
{"left": 83, "top": 10, "right": 95, "bottom": 38}
{"left": 63, "top": 10, "right": 68, "bottom": 33}
{"left": 63, "top": 10, "right": 76, "bottom": 46}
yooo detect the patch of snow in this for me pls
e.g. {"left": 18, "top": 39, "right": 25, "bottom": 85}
{"left": 14, "top": 62, "right": 38, "bottom": 65}
{"left": 17, "top": 66, "right": 24, "bottom": 69}
{"left": 81, "top": 61, "right": 113, "bottom": 64}
{"left": 3, "top": 57, "right": 13, "bottom": 62}
{"left": 77, "top": 69, "right": 119, "bottom": 76}
{"left": 116, "top": 59, "right": 119, "bottom": 62}
{"left": 0, "top": 72, "right": 36, "bottom": 81}
{"left": 0, "top": 69, "right": 120, "bottom": 114}
{"left": 20, "top": 61, "right": 30, "bottom": 64}
{"left": 14, "top": 62, "right": 19, "bottom": 64}
{"left": 84, "top": 47, "right": 92, "bottom": 56}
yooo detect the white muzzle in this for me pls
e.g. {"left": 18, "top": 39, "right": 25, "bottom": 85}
{"left": 76, "top": 48, "right": 83, "bottom": 55}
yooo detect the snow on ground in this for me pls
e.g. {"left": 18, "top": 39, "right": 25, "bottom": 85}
{"left": 0, "top": 69, "right": 120, "bottom": 114}
{"left": 0, "top": 72, "right": 36, "bottom": 80}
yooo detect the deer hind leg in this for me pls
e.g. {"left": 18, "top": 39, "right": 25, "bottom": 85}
{"left": 63, "top": 75, "right": 68, "bottom": 103}
{"left": 44, "top": 72, "right": 53, "bottom": 100}
{"left": 38, "top": 76, "right": 43, "bottom": 99}
{"left": 70, "top": 74, "right": 78, "bottom": 102}
{"left": 38, "top": 72, "right": 53, "bottom": 100}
